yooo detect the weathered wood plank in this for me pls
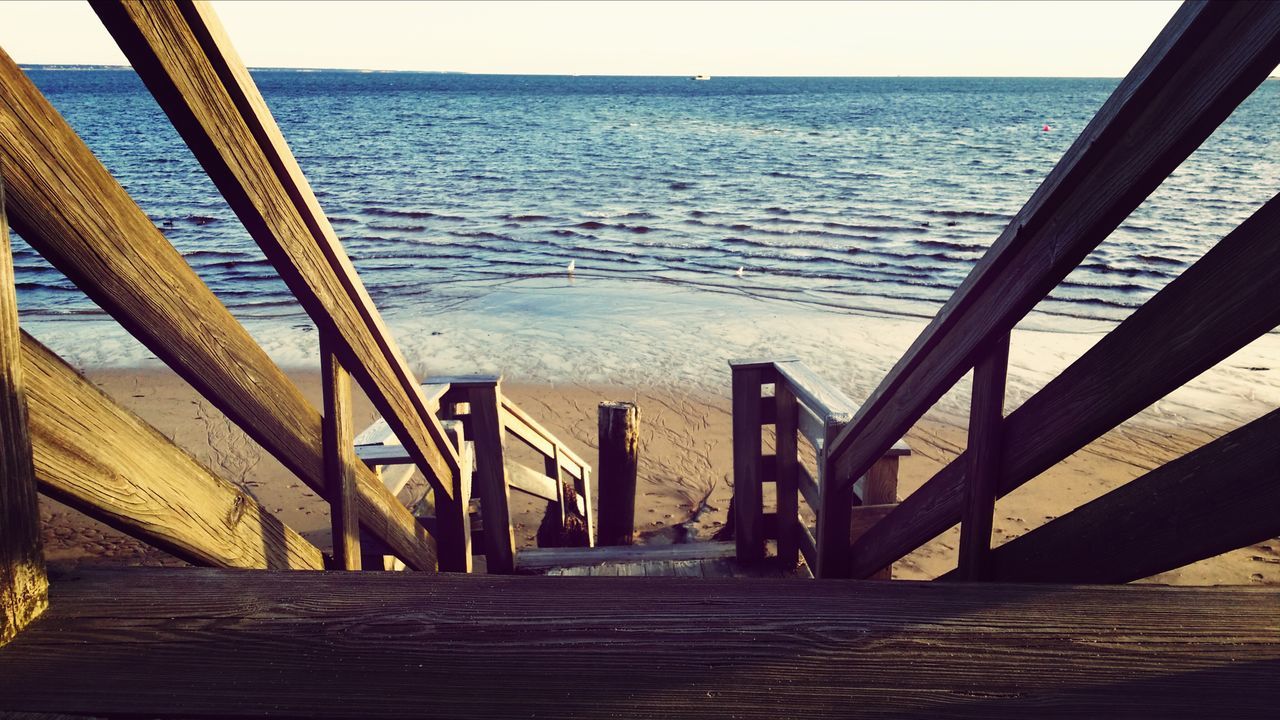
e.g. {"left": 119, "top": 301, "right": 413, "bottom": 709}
{"left": 774, "top": 360, "right": 857, "bottom": 424}
{"left": 0, "top": 49, "right": 435, "bottom": 571}
{"left": 597, "top": 402, "right": 639, "bottom": 547}
{"left": 815, "top": 418, "right": 852, "bottom": 579}
{"left": 1, "top": 568, "right": 1277, "bottom": 718}
{"left": 849, "top": 503, "right": 899, "bottom": 580}
{"left": 94, "top": 2, "right": 465, "bottom": 517}
{"left": 967, "top": 409, "right": 1280, "bottom": 584}
{"left": 774, "top": 382, "right": 800, "bottom": 567}
{"left": 798, "top": 523, "right": 817, "bottom": 572}
{"left": 499, "top": 397, "right": 587, "bottom": 480}
{"left": 850, "top": 191, "right": 1280, "bottom": 579}
{"left": 797, "top": 465, "right": 819, "bottom": 511}
{"left": 321, "top": 336, "right": 360, "bottom": 571}
{"left": 23, "top": 333, "right": 323, "bottom": 571}
{"left": 955, "top": 336, "right": 1009, "bottom": 582}
{"left": 0, "top": 184, "right": 46, "bottom": 646}
{"left": 352, "top": 383, "right": 448, "bottom": 447}
{"left": 826, "top": 1, "right": 1280, "bottom": 500}
{"left": 516, "top": 541, "right": 737, "bottom": 572}
{"left": 468, "top": 384, "right": 511, "bottom": 574}
{"left": 731, "top": 366, "right": 765, "bottom": 562}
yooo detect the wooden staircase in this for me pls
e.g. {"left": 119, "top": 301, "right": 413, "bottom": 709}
{"left": 2, "top": 2, "right": 1280, "bottom": 717}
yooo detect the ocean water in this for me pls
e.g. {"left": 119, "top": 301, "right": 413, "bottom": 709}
{"left": 10, "top": 69, "right": 1280, "bottom": 414}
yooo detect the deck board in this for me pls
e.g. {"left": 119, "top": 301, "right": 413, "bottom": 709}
{"left": 0, "top": 568, "right": 1276, "bottom": 718}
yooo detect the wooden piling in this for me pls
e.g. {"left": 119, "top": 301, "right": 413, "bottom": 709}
{"left": 321, "top": 333, "right": 360, "bottom": 571}
{"left": 597, "top": 402, "right": 640, "bottom": 547}
{"left": 0, "top": 178, "right": 48, "bottom": 644}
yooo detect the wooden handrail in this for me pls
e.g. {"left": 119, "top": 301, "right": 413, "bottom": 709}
{"left": 947, "top": 408, "right": 1280, "bottom": 584}
{"left": 0, "top": 49, "right": 436, "bottom": 571}
{"left": 23, "top": 332, "right": 324, "bottom": 571}
{"left": 93, "top": 3, "right": 464, "bottom": 547}
{"left": 825, "top": 2, "right": 1280, "bottom": 500}
{"left": 851, "top": 192, "right": 1280, "bottom": 578}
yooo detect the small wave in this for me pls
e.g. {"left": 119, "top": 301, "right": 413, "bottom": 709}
{"left": 363, "top": 207, "right": 465, "bottom": 221}
{"left": 186, "top": 215, "right": 219, "bottom": 226}
{"left": 502, "top": 213, "right": 552, "bottom": 222}
{"left": 669, "top": 181, "right": 696, "bottom": 190}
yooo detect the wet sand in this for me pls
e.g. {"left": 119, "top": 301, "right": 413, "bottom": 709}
{"left": 37, "top": 365, "right": 1280, "bottom": 586}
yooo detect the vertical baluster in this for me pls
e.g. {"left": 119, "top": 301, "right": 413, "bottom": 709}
{"left": 730, "top": 364, "right": 766, "bottom": 562}
{"left": 956, "top": 334, "right": 1011, "bottom": 581}
{"left": 469, "top": 382, "right": 513, "bottom": 574}
{"left": 321, "top": 332, "right": 360, "bottom": 571}
{"left": 774, "top": 381, "right": 800, "bottom": 568}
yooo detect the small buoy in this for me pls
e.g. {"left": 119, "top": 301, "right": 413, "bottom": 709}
{"left": 1042, "top": 124, "right": 1051, "bottom": 132}
{"left": 567, "top": 260, "right": 575, "bottom": 274}
{"left": 735, "top": 266, "right": 745, "bottom": 278}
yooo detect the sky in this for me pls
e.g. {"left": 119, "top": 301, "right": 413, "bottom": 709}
{"left": 0, "top": 0, "right": 1183, "bottom": 77}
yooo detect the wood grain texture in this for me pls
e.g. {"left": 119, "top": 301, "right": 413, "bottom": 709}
{"left": 826, "top": 1, "right": 1280, "bottom": 498}
{"left": 91, "top": 0, "right": 462, "bottom": 506}
{"left": 321, "top": 337, "right": 360, "bottom": 571}
{"left": 0, "top": 48, "right": 435, "bottom": 571}
{"left": 597, "top": 402, "right": 639, "bottom": 547}
{"left": 23, "top": 332, "right": 323, "bottom": 571}
{"left": 0, "top": 568, "right": 1276, "bottom": 718}
{"left": 499, "top": 396, "right": 588, "bottom": 480}
{"left": 516, "top": 541, "right": 737, "bottom": 572}
{"left": 731, "top": 367, "right": 765, "bottom": 562}
{"left": 773, "top": 383, "right": 800, "bottom": 567}
{"left": 967, "top": 409, "right": 1280, "bottom": 584}
{"left": 850, "top": 191, "right": 1280, "bottom": 579}
{"left": 815, "top": 418, "right": 853, "bottom": 579}
{"left": 0, "top": 183, "right": 46, "bottom": 646}
{"left": 955, "top": 336, "right": 1009, "bottom": 582}
{"left": 468, "top": 384, "right": 512, "bottom": 574}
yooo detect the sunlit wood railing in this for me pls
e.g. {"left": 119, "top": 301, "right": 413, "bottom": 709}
{"left": 355, "top": 376, "right": 594, "bottom": 574}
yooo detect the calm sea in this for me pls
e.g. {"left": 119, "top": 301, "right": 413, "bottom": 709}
{"left": 13, "top": 69, "right": 1280, "bottom": 332}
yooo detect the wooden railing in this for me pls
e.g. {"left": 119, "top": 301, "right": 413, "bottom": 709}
{"left": 355, "top": 376, "right": 594, "bottom": 574}
{"left": 730, "top": 359, "right": 909, "bottom": 578}
{"left": 0, "top": 0, "right": 480, "bottom": 587}
{"left": 813, "top": 1, "right": 1280, "bottom": 581}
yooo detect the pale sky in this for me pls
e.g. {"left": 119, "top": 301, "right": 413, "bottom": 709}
{"left": 1, "top": 0, "right": 1182, "bottom": 77}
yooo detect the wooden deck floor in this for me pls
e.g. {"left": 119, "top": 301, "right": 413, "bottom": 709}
{"left": 545, "top": 557, "right": 809, "bottom": 578}
{"left": 0, "top": 568, "right": 1277, "bottom": 718}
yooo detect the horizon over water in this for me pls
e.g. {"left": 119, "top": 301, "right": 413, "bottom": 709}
{"left": 11, "top": 68, "right": 1280, "bottom": 426}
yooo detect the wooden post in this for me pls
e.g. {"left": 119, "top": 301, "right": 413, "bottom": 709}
{"left": 774, "top": 382, "right": 800, "bottom": 568}
{"left": 730, "top": 366, "right": 766, "bottom": 562}
{"left": 468, "top": 383, "right": 512, "bottom": 574}
{"left": 0, "top": 179, "right": 48, "bottom": 644}
{"left": 956, "top": 334, "right": 1010, "bottom": 581}
{"left": 815, "top": 417, "right": 853, "bottom": 578}
{"left": 597, "top": 402, "right": 640, "bottom": 547}
{"left": 321, "top": 333, "right": 360, "bottom": 571}
{"left": 858, "top": 457, "right": 901, "bottom": 580}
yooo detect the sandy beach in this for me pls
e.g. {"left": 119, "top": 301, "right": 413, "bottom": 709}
{"left": 35, "top": 355, "right": 1279, "bottom": 586}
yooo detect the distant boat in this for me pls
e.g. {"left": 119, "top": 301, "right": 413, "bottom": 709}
{"left": 692, "top": 74, "right": 711, "bottom": 81}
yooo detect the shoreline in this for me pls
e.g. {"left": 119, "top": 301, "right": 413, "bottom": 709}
{"left": 35, "top": 364, "right": 1280, "bottom": 586}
